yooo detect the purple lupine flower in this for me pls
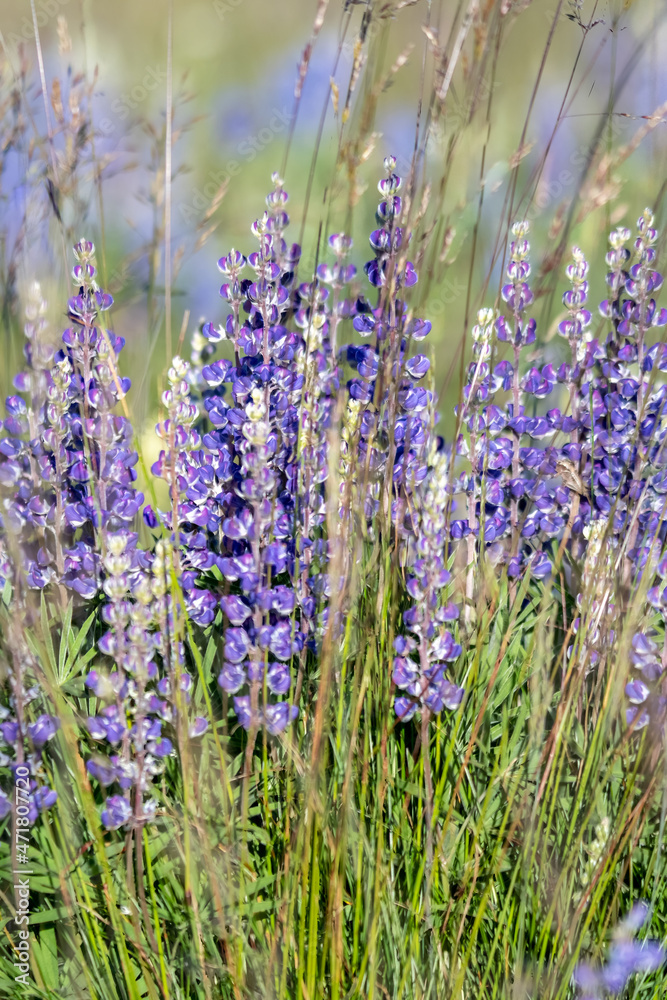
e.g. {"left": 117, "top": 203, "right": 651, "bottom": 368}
{"left": 0, "top": 624, "right": 59, "bottom": 827}
{"left": 213, "top": 372, "right": 303, "bottom": 732}
{"left": 0, "top": 284, "right": 56, "bottom": 591}
{"left": 189, "top": 717, "right": 208, "bottom": 738}
{"left": 338, "top": 157, "right": 437, "bottom": 550}
{"left": 545, "top": 214, "right": 667, "bottom": 706}
{"left": 101, "top": 794, "right": 133, "bottom": 830}
{"left": 574, "top": 901, "right": 665, "bottom": 997}
{"left": 393, "top": 441, "right": 464, "bottom": 721}
{"left": 625, "top": 618, "right": 667, "bottom": 731}
{"left": 455, "top": 207, "right": 667, "bottom": 683}
{"left": 497, "top": 222, "right": 541, "bottom": 553}
{"left": 54, "top": 241, "right": 143, "bottom": 593}
{"left": 151, "top": 354, "right": 221, "bottom": 627}
{"left": 157, "top": 176, "right": 329, "bottom": 734}
{"left": 457, "top": 225, "right": 568, "bottom": 588}
{"left": 85, "top": 535, "right": 207, "bottom": 826}
{"left": 0, "top": 241, "right": 145, "bottom": 602}
{"left": 0, "top": 789, "right": 11, "bottom": 821}
{"left": 28, "top": 714, "right": 60, "bottom": 747}
{"left": 292, "top": 271, "right": 340, "bottom": 644}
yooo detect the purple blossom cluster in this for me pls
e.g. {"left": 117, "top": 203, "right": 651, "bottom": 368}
{"left": 344, "top": 158, "right": 435, "bottom": 537}
{"left": 0, "top": 243, "right": 208, "bottom": 831}
{"left": 84, "top": 535, "right": 207, "bottom": 829}
{"left": 457, "top": 210, "right": 667, "bottom": 727}
{"left": 4, "top": 162, "right": 667, "bottom": 841}
{"left": 0, "top": 697, "right": 59, "bottom": 824}
{"left": 0, "top": 241, "right": 143, "bottom": 598}
{"left": 148, "top": 175, "right": 341, "bottom": 734}
{"left": 3, "top": 154, "right": 667, "bottom": 852}
{"left": 329, "top": 160, "right": 467, "bottom": 721}
{"left": 574, "top": 901, "right": 665, "bottom": 997}
{"left": 392, "top": 441, "right": 464, "bottom": 720}
{"left": 147, "top": 161, "right": 464, "bottom": 732}
{"left": 0, "top": 579, "right": 59, "bottom": 825}
{"left": 0, "top": 158, "right": 467, "bottom": 836}
{"left": 456, "top": 222, "right": 560, "bottom": 582}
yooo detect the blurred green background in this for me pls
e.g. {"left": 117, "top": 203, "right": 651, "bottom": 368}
{"left": 0, "top": 0, "right": 666, "bottom": 446}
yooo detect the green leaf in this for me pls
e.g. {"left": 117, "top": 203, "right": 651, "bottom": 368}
{"left": 32, "top": 924, "right": 59, "bottom": 988}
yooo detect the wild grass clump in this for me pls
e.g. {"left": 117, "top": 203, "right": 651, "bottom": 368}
{"left": 1, "top": 2, "right": 667, "bottom": 999}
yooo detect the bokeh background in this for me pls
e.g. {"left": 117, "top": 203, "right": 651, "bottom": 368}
{"left": 0, "top": 0, "right": 666, "bottom": 449}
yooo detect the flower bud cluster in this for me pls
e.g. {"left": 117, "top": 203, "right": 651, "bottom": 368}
{"left": 0, "top": 240, "right": 144, "bottom": 602}
{"left": 456, "top": 211, "right": 667, "bottom": 729}
{"left": 345, "top": 158, "right": 434, "bottom": 541}
{"left": 393, "top": 438, "right": 464, "bottom": 721}
{"left": 85, "top": 535, "right": 207, "bottom": 829}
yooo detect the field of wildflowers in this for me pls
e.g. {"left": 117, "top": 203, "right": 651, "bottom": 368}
{"left": 1, "top": 0, "right": 667, "bottom": 997}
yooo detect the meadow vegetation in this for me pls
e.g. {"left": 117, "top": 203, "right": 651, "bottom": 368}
{"left": 0, "top": 2, "right": 667, "bottom": 998}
